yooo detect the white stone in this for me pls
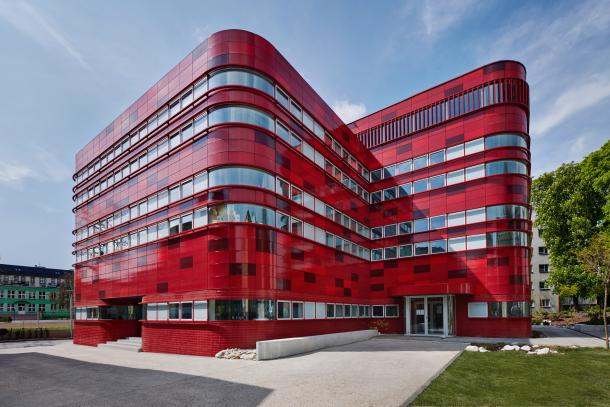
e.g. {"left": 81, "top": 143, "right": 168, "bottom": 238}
{"left": 520, "top": 345, "right": 531, "bottom": 351}
{"left": 478, "top": 348, "right": 489, "bottom": 352}
{"left": 533, "top": 344, "right": 540, "bottom": 348}
{"left": 551, "top": 350, "right": 558, "bottom": 354}
{"left": 536, "top": 348, "right": 550, "bottom": 355}
{"left": 501, "top": 344, "right": 515, "bottom": 351}
{"left": 527, "top": 351, "right": 537, "bottom": 355}
{"left": 465, "top": 345, "right": 479, "bottom": 352}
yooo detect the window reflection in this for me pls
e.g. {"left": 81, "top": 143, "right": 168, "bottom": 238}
{"left": 208, "top": 203, "right": 275, "bottom": 226}
{"left": 208, "top": 69, "right": 274, "bottom": 96}
{"left": 208, "top": 106, "right": 275, "bottom": 131}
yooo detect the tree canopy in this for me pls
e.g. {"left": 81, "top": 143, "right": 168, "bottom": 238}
{"left": 532, "top": 140, "right": 610, "bottom": 304}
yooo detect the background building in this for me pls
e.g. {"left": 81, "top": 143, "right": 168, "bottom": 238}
{"left": 529, "top": 214, "right": 559, "bottom": 312}
{"left": 72, "top": 30, "right": 531, "bottom": 355}
{"left": 0, "top": 264, "right": 72, "bottom": 320}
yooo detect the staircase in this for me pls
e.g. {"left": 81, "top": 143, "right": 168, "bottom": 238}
{"left": 98, "top": 336, "right": 142, "bottom": 352}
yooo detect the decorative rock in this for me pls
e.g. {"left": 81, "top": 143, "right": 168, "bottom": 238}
{"left": 465, "top": 345, "right": 480, "bottom": 352}
{"left": 570, "top": 345, "right": 578, "bottom": 349}
{"left": 478, "top": 348, "right": 489, "bottom": 352}
{"left": 527, "top": 351, "right": 537, "bottom": 355}
{"left": 501, "top": 344, "right": 520, "bottom": 351}
{"left": 533, "top": 344, "right": 540, "bottom": 348}
{"left": 536, "top": 347, "right": 550, "bottom": 355}
{"left": 520, "top": 345, "right": 531, "bottom": 352}
{"left": 551, "top": 350, "right": 558, "bottom": 354}
{"left": 215, "top": 348, "right": 257, "bottom": 360}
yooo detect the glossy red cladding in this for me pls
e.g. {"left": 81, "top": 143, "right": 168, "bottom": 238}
{"left": 72, "top": 29, "right": 531, "bottom": 356}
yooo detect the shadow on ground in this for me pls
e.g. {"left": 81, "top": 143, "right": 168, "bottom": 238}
{"left": 0, "top": 353, "right": 272, "bottom": 407}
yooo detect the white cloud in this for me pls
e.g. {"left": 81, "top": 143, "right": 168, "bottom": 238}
{"left": 0, "top": 1, "right": 90, "bottom": 70}
{"left": 420, "top": 0, "right": 478, "bottom": 39}
{"left": 0, "top": 161, "right": 33, "bottom": 185}
{"left": 533, "top": 74, "right": 610, "bottom": 136}
{"left": 332, "top": 100, "right": 367, "bottom": 123}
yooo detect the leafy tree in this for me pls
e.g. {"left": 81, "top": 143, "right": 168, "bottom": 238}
{"left": 580, "top": 140, "right": 610, "bottom": 228}
{"left": 532, "top": 163, "right": 603, "bottom": 308}
{"left": 578, "top": 233, "right": 610, "bottom": 349}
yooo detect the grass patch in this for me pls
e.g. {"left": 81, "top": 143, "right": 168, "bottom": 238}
{"left": 412, "top": 348, "right": 610, "bottom": 406}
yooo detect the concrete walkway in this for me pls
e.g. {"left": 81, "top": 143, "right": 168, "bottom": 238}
{"left": 0, "top": 336, "right": 465, "bottom": 407}
{"left": 385, "top": 326, "right": 607, "bottom": 348}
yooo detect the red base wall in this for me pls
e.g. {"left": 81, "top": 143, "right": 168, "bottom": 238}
{"left": 455, "top": 299, "right": 531, "bottom": 337}
{"left": 142, "top": 318, "right": 403, "bottom": 356}
{"left": 74, "top": 320, "right": 140, "bottom": 346}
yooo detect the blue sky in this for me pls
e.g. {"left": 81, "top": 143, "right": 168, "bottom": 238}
{"left": 0, "top": 0, "right": 609, "bottom": 269}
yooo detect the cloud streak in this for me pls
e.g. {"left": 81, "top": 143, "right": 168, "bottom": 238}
{"left": 0, "top": 1, "right": 90, "bottom": 70}
{"left": 0, "top": 161, "right": 33, "bottom": 185}
{"left": 332, "top": 100, "right": 367, "bottom": 123}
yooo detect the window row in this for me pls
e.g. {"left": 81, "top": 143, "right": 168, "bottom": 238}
{"left": 0, "top": 303, "right": 49, "bottom": 312}
{"left": 76, "top": 66, "right": 368, "bottom": 193}
{"left": 371, "top": 204, "right": 529, "bottom": 239}
{"left": 76, "top": 104, "right": 368, "bottom": 207}
{"left": 371, "top": 231, "right": 529, "bottom": 261}
{"left": 358, "top": 78, "right": 528, "bottom": 148}
{"left": 0, "top": 290, "right": 48, "bottom": 299}
{"left": 144, "top": 300, "right": 398, "bottom": 321}
{"left": 76, "top": 202, "right": 371, "bottom": 263}
{"left": 75, "top": 67, "right": 273, "bottom": 186}
{"left": 467, "top": 301, "right": 530, "bottom": 318}
{"left": 371, "top": 160, "right": 528, "bottom": 203}
{"left": 274, "top": 85, "right": 369, "bottom": 182}
{"left": 75, "top": 165, "right": 370, "bottom": 244}
{"left": 370, "top": 133, "right": 526, "bottom": 182}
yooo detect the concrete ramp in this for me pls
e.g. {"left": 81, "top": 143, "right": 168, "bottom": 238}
{"left": 256, "top": 329, "right": 378, "bottom": 360}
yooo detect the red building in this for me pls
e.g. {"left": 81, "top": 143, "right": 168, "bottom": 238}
{"left": 73, "top": 30, "right": 531, "bottom": 355}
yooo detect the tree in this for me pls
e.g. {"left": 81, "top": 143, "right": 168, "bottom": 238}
{"left": 578, "top": 233, "right": 610, "bottom": 349}
{"left": 532, "top": 163, "right": 603, "bottom": 308}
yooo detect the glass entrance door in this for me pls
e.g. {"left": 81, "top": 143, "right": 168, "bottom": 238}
{"left": 405, "top": 295, "right": 455, "bottom": 336}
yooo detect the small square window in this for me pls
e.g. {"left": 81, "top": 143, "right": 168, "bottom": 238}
{"left": 399, "top": 222, "right": 412, "bottom": 234}
{"left": 399, "top": 244, "right": 412, "bottom": 257}
{"left": 384, "top": 224, "right": 397, "bottom": 237}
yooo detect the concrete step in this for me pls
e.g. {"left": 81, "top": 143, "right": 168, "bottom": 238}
{"left": 99, "top": 336, "right": 142, "bottom": 352}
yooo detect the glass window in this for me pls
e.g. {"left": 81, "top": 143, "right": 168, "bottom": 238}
{"left": 290, "top": 186, "right": 302, "bottom": 204}
{"left": 181, "top": 180, "right": 193, "bottom": 198}
{"left": 399, "top": 221, "right": 412, "bottom": 234}
{"left": 397, "top": 160, "right": 412, "bottom": 174}
{"left": 467, "top": 234, "right": 486, "bottom": 249}
{"left": 304, "top": 302, "right": 315, "bottom": 319}
{"left": 169, "top": 303, "right": 180, "bottom": 319}
{"left": 277, "top": 301, "right": 291, "bottom": 319}
{"left": 468, "top": 302, "right": 488, "bottom": 318}
{"left": 399, "top": 244, "right": 413, "bottom": 257}
{"left": 429, "top": 215, "right": 446, "bottom": 230}
{"left": 209, "top": 167, "right": 275, "bottom": 191}
{"left": 383, "top": 165, "right": 395, "bottom": 178}
{"left": 335, "top": 304, "right": 344, "bottom": 318}
{"left": 290, "top": 132, "right": 302, "bottom": 150}
{"left": 385, "top": 305, "right": 398, "bottom": 317}
{"left": 413, "top": 155, "right": 428, "bottom": 170}
{"left": 194, "top": 172, "right": 208, "bottom": 193}
{"left": 276, "top": 121, "right": 290, "bottom": 142}
{"left": 316, "top": 303, "right": 326, "bottom": 319}
{"left": 429, "top": 150, "right": 445, "bottom": 165}
{"left": 292, "top": 302, "right": 304, "bottom": 319}
{"left": 485, "top": 133, "right": 527, "bottom": 150}
{"left": 384, "top": 224, "right": 397, "bottom": 237}
{"left": 384, "top": 187, "right": 397, "bottom": 201}
{"left": 276, "top": 177, "right": 290, "bottom": 197}
{"left": 486, "top": 204, "right": 528, "bottom": 220}
{"left": 180, "top": 302, "right": 193, "bottom": 320}
{"left": 446, "top": 144, "right": 464, "bottom": 160}
{"left": 208, "top": 203, "right": 275, "bottom": 226}
{"left": 371, "top": 249, "right": 383, "bottom": 261}
{"left": 303, "top": 192, "right": 314, "bottom": 210}
{"left": 466, "top": 208, "right": 486, "bottom": 224}
{"left": 414, "top": 242, "right": 429, "bottom": 256}
{"left": 398, "top": 183, "right": 411, "bottom": 197}
{"left": 157, "top": 221, "right": 168, "bottom": 238}
{"left": 169, "top": 185, "right": 181, "bottom": 202}
{"left": 447, "top": 169, "right": 464, "bottom": 185}
{"left": 413, "top": 178, "right": 428, "bottom": 193}
{"left": 291, "top": 218, "right": 303, "bottom": 236}
{"left": 507, "top": 302, "right": 529, "bottom": 317}
{"left": 448, "top": 237, "right": 466, "bottom": 252}
{"left": 302, "top": 141, "right": 315, "bottom": 161}
{"left": 169, "top": 132, "right": 181, "bottom": 150}
{"left": 430, "top": 239, "right": 447, "bottom": 253}
{"left": 384, "top": 246, "right": 397, "bottom": 259}
{"left": 414, "top": 218, "right": 429, "bottom": 233}
{"left": 276, "top": 86, "right": 289, "bottom": 109}
{"left": 302, "top": 111, "right": 314, "bottom": 131}
{"left": 372, "top": 305, "right": 384, "bottom": 317}
{"left": 447, "top": 211, "right": 465, "bottom": 227}
{"left": 276, "top": 212, "right": 290, "bottom": 231}
{"left": 290, "top": 101, "right": 303, "bottom": 120}
{"left": 181, "top": 214, "right": 193, "bottom": 232}
{"left": 208, "top": 68, "right": 274, "bottom": 96}
{"left": 208, "top": 106, "right": 275, "bottom": 131}
{"left": 371, "top": 191, "right": 382, "bottom": 203}
{"left": 158, "top": 190, "right": 169, "bottom": 207}
{"left": 429, "top": 174, "right": 445, "bottom": 189}
{"left": 194, "top": 207, "right": 207, "bottom": 228}
{"left": 485, "top": 160, "right": 528, "bottom": 176}
{"left": 487, "top": 231, "right": 528, "bottom": 247}
{"left": 371, "top": 227, "right": 383, "bottom": 240}
{"left": 465, "top": 138, "right": 485, "bottom": 155}
{"left": 169, "top": 218, "right": 180, "bottom": 235}
{"left": 465, "top": 164, "right": 485, "bottom": 180}
{"left": 370, "top": 169, "right": 382, "bottom": 182}
{"left": 194, "top": 301, "right": 208, "bottom": 321}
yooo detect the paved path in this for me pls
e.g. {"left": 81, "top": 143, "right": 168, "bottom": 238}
{"left": 0, "top": 336, "right": 465, "bottom": 407}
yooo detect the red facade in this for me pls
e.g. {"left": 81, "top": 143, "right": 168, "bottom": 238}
{"left": 73, "top": 30, "right": 531, "bottom": 356}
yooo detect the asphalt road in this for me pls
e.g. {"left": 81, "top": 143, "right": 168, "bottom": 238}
{"left": 0, "top": 353, "right": 271, "bottom": 407}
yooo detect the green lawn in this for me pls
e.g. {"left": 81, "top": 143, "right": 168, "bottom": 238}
{"left": 412, "top": 348, "right": 610, "bottom": 407}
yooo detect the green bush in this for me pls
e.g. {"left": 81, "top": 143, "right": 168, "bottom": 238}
{"left": 0, "top": 316, "right": 12, "bottom": 323}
